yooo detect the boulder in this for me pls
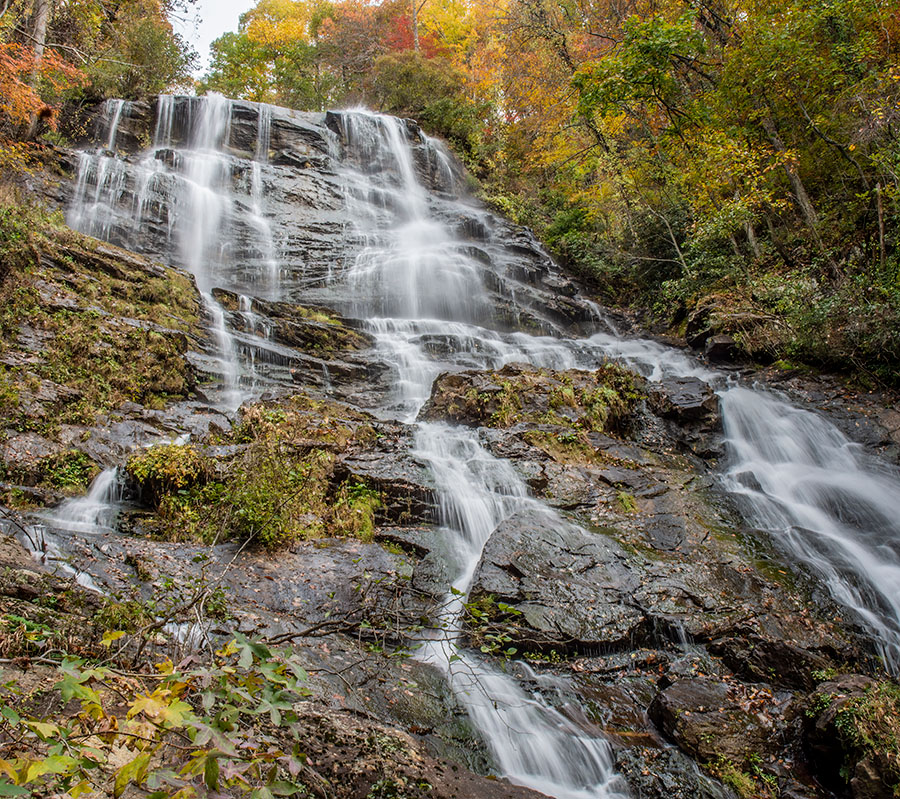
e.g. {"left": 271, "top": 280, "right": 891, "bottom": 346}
{"left": 648, "top": 377, "right": 719, "bottom": 425}
{"left": 468, "top": 509, "right": 647, "bottom": 651}
{"left": 705, "top": 334, "right": 738, "bottom": 362}
{"left": 803, "top": 675, "right": 900, "bottom": 798}
{"left": 649, "top": 678, "right": 777, "bottom": 764}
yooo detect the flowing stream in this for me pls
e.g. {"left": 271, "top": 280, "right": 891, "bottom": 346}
{"left": 54, "top": 96, "right": 900, "bottom": 792}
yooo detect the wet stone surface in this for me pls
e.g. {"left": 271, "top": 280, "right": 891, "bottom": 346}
{"left": 11, "top": 95, "right": 900, "bottom": 799}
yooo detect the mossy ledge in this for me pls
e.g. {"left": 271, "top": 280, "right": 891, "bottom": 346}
{"left": 419, "top": 362, "right": 644, "bottom": 435}
{"left": 0, "top": 195, "right": 202, "bottom": 496}
{"left": 125, "top": 394, "right": 383, "bottom": 549}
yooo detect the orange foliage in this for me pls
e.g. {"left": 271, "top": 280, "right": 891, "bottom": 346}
{"left": 0, "top": 43, "right": 84, "bottom": 132}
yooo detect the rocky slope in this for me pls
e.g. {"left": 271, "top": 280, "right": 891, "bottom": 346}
{"left": 0, "top": 96, "right": 898, "bottom": 799}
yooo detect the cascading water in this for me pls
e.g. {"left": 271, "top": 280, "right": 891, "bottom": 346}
{"left": 18, "top": 467, "right": 123, "bottom": 593}
{"left": 59, "top": 95, "right": 900, "bottom": 794}
{"left": 69, "top": 94, "right": 284, "bottom": 409}
{"left": 720, "top": 386, "right": 900, "bottom": 670}
{"left": 337, "top": 112, "right": 489, "bottom": 324}
{"left": 330, "top": 111, "right": 631, "bottom": 797}
{"left": 412, "top": 426, "right": 629, "bottom": 798}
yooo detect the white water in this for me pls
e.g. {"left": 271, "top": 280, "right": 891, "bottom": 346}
{"left": 329, "top": 110, "right": 900, "bottom": 785}
{"left": 412, "top": 426, "right": 629, "bottom": 798}
{"left": 104, "top": 99, "right": 127, "bottom": 151}
{"left": 720, "top": 386, "right": 900, "bottom": 670}
{"left": 58, "top": 96, "right": 900, "bottom": 793}
{"left": 334, "top": 111, "right": 630, "bottom": 796}
{"left": 15, "top": 467, "right": 123, "bottom": 592}
{"left": 69, "top": 94, "right": 282, "bottom": 410}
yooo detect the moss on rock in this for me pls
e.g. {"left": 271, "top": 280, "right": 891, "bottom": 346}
{"left": 420, "top": 362, "right": 644, "bottom": 433}
{"left": 0, "top": 197, "right": 201, "bottom": 437}
{"left": 126, "top": 394, "right": 383, "bottom": 549}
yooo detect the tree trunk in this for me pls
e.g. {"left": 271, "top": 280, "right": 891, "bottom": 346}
{"left": 765, "top": 214, "right": 794, "bottom": 268}
{"left": 761, "top": 115, "right": 825, "bottom": 249}
{"left": 877, "top": 182, "right": 886, "bottom": 273}
{"left": 745, "top": 222, "right": 762, "bottom": 260}
{"left": 31, "top": 0, "right": 50, "bottom": 77}
{"left": 25, "top": 0, "right": 51, "bottom": 139}
{"left": 412, "top": 0, "right": 420, "bottom": 52}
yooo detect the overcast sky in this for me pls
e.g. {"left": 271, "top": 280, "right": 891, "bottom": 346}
{"left": 173, "top": 0, "right": 255, "bottom": 74}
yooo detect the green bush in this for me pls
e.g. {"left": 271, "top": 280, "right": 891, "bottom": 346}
{"left": 126, "top": 444, "right": 211, "bottom": 506}
{"left": 43, "top": 450, "right": 99, "bottom": 492}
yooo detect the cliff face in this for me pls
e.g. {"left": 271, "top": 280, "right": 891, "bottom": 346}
{"left": 2, "top": 96, "right": 899, "bottom": 799}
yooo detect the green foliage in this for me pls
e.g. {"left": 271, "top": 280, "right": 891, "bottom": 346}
{"left": 85, "top": 16, "right": 196, "bottom": 100}
{"left": 829, "top": 680, "right": 900, "bottom": 786}
{"left": 574, "top": 12, "right": 706, "bottom": 128}
{"left": 488, "top": 381, "right": 522, "bottom": 428}
{"left": 127, "top": 444, "right": 211, "bottom": 505}
{"left": 42, "top": 449, "right": 99, "bottom": 492}
{"left": 371, "top": 52, "right": 460, "bottom": 115}
{"left": 463, "top": 594, "right": 521, "bottom": 657}
{"left": 708, "top": 755, "right": 766, "bottom": 799}
{"left": 330, "top": 481, "right": 381, "bottom": 542}
{"left": 126, "top": 398, "right": 382, "bottom": 549}
{"left": 0, "top": 197, "right": 52, "bottom": 284}
{"left": 94, "top": 599, "right": 153, "bottom": 634}
{"left": 371, "top": 51, "right": 485, "bottom": 157}
{"left": 0, "top": 636, "right": 313, "bottom": 797}
{"left": 616, "top": 491, "right": 638, "bottom": 514}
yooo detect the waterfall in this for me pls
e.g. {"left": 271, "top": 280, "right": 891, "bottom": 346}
{"left": 69, "top": 94, "right": 284, "bottom": 409}
{"left": 338, "top": 112, "right": 488, "bottom": 323}
{"left": 15, "top": 467, "right": 123, "bottom": 593}
{"left": 250, "top": 103, "right": 278, "bottom": 288}
{"left": 331, "top": 110, "right": 630, "bottom": 797}
{"left": 412, "top": 426, "right": 629, "bottom": 798}
{"left": 60, "top": 95, "right": 900, "bottom": 794}
{"left": 720, "top": 386, "right": 900, "bottom": 670}
{"left": 104, "top": 98, "right": 127, "bottom": 151}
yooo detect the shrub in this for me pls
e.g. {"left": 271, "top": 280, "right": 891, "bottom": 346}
{"left": 126, "top": 444, "right": 211, "bottom": 506}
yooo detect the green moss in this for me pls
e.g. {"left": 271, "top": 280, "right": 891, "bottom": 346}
{"left": 523, "top": 429, "right": 598, "bottom": 464}
{"left": 0, "top": 204, "right": 201, "bottom": 434}
{"left": 0, "top": 367, "right": 20, "bottom": 411}
{"left": 331, "top": 481, "right": 382, "bottom": 542}
{"left": 549, "top": 382, "right": 577, "bottom": 409}
{"left": 127, "top": 397, "right": 383, "bottom": 550}
{"left": 708, "top": 756, "right": 762, "bottom": 799}
{"left": 616, "top": 491, "right": 638, "bottom": 513}
{"left": 0, "top": 197, "right": 55, "bottom": 284}
{"left": 462, "top": 364, "right": 643, "bottom": 433}
{"left": 830, "top": 680, "right": 900, "bottom": 786}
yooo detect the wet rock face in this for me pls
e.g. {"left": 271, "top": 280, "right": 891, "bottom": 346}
{"left": 614, "top": 747, "right": 735, "bottom": 799}
{"left": 0, "top": 225, "right": 205, "bottom": 494}
{"left": 26, "top": 96, "right": 900, "bottom": 799}
{"left": 469, "top": 509, "right": 647, "bottom": 651}
{"left": 212, "top": 289, "right": 373, "bottom": 354}
{"left": 708, "top": 633, "right": 835, "bottom": 690}
{"left": 54, "top": 98, "right": 601, "bottom": 342}
{"left": 207, "top": 288, "right": 387, "bottom": 398}
{"left": 647, "top": 376, "right": 722, "bottom": 458}
{"left": 649, "top": 377, "right": 719, "bottom": 424}
{"left": 649, "top": 678, "right": 778, "bottom": 764}
{"left": 803, "top": 675, "right": 900, "bottom": 799}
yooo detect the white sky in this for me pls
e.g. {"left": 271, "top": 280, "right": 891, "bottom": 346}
{"left": 172, "top": 0, "right": 256, "bottom": 74}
